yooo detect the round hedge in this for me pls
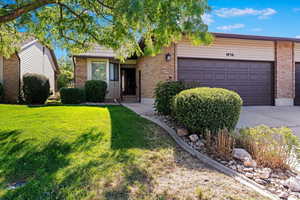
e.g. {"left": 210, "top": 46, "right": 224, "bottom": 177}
{"left": 172, "top": 87, "right": 243, "bottom": 134}
{"left": 154, "top": 81, "right": 185, "bottom": 115}
{"left": 85, "top": 80, "right": 107, "bottom": 102}
{"left": 22, "top": 73, "right": 50, "bottom": 104}
{"left": 60, "top": 88, "right": 85, "bottom": 104}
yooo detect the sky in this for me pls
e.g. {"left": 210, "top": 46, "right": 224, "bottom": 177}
{"left": 55, "top": 0, "right": 300, "bottom": 59}
{"left": 206, "top": 0, "right": 300, "bottom": 37}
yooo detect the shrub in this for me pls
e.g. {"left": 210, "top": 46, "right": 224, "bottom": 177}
{"left": 154, "top": 81, "right": 185, "bottom": 115}
{"left": 0, "top": 82, "right": 3, "bottom": 102}
{"left": 205, "top": 129, "right": 235, "bottom": 161}
{"left": 60, "top": 88, "right": 85, "bottom": 104}
{"left": 85, "top": 80, "right": 107, "bottom": 102}
{"left": 22, "top": 73, "right": 50, "bottom": 104}
{"left": 172, "top": 87, "right": 243, "bottom": 133}
{"left": 236, "top": 125, "right": 300, "bottom": 169}
{"left": 57, "top": 71, "right": 73, "bottom": 90}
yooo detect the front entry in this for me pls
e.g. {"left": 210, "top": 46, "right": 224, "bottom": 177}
{"left": 121, "top": 68, "right": 136, "bottom": 95}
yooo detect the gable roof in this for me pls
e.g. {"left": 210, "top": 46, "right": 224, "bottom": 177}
{"left": 20, "top": 39, "right": 59, "bottom": 72}
{"left": 212, "top": 32, "right": 300, "bottom": 43}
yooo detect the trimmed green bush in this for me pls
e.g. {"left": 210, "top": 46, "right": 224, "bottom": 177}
{"left": 154, "top": 81, "right": 185, "bottom": 115}
{"left": 22, "top": 73, "right": 50, "bottom": 104}
{"left": 0, "top": 82, "right": 3, "bottom": 102}
{"left": 172, "top": 87, "right": 243, "bottom": 133}
{"left": 60, "top": 88, "right": 85, "bottom": 104}
{"left": 85, "top": 80, "right": 107, "bottom": 102}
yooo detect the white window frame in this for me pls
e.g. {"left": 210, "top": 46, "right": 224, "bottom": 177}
{"left": 87, "top": 58, "right": 109, "bottom": 83}
{"left": 0, "top": 56, "right": 3, "bottom": 84}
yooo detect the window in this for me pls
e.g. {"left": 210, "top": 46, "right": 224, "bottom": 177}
{"left": 91, "top": 62, "right": 106, "bottom": 81}
{"left": 109, "top": 63, "right": 119, "bottom": 81}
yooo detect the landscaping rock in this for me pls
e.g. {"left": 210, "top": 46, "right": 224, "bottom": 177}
{"left": 254, "top": 178, "right": 267, "bottom": 185}
{"left": 195, "top": 141, "right": 204, "bottom": 148}
{"left": 278, "top": 191, "right": 289, "bottom": 199}
{"left": 288, "top": 195, "right": 298, "bottom": 200}
{"left": 189, "top": 134, "right": 199, "bottom": 142}
{"left": 243, "top": 159, "right": 257, "bottom": 168}
{"left": 232, "top": 148, "right": 252, "bottom": 162}
{"left": 243, "top": 167, "right": 254, "bottom": 172}
{"left": 284, "top": 177, "right": 300, "bottom": 192}
{"left": 245, "top": 172, "right": 254, "bottom": 178}
{"left": 177, "top": 128, "right": 188, "bottom": 136}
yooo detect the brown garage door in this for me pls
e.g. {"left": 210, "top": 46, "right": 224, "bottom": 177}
{"left": 295, "top": 63, "right": 300, "bottom": 105}
{"left": 178, "top": 58, "right": 274, "bottom": 106}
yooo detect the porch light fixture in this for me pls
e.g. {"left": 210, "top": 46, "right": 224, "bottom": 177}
{"left": 165, "top": 53, "right": 172, "bottom": 61}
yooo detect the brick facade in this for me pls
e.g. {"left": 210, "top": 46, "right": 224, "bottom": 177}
{"left": 137, "top": 44, "right": 176, "bottom": 99}
{"left": 74, "top": 57, "right": 87, "bottom": 88}
{"left": 73, "top": 38, "right": 299, "bottom": 106}
{"left": 275, "top": 41, "right": 295, "bottom": 105}
{"left": 3, "top": 54, "right": 20, "bottom": 103}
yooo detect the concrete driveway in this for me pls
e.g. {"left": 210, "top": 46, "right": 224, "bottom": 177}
{"left": 237, "top": 106, "right": 300, "bottom": 137}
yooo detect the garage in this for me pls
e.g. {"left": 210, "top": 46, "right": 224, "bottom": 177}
{"left": 295, "top": 63, "right": 300, "bottom": 105}
{"left": 177, "top": 58, "right": 274, "bottom": 106}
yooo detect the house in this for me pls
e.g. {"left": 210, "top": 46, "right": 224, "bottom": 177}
{"left": 73, "top": 33, "right": 300, "bottom": 106}
{"left": 0, "top": 39, "right": 58, "bottom": 103}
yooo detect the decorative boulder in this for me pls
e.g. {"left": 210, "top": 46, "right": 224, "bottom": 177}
{"left": 189, "top": 134, "right": 199, "bottom": 142}
{"left": 284, "top": 177, "right": 300, "bottom": 192}
{"left": 232, "top": 148, "right": 252, "bottom": 162}
{"left": 177, "top": 128, "right": 188, "bottom": 136}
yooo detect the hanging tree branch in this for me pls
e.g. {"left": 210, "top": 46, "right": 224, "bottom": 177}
{"left": 0, "top": 0, "right": 57, "bottom": 24}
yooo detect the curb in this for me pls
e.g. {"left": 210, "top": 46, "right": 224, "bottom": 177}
{"left": 123, "top": 104, "right": 279, "bottom": 200}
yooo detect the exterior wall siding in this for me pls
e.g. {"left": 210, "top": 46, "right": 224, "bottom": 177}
{"left": 177, "top": 37, "right": 275, "bottom": 61}
{"left": 295, "top": 43, "right": 300, "bottom": 62}
{"left": 77, "top": 45, "right": 116, "bottom": 57}
{"left": 275, "top": 41, "right": 295, "bottom": 106}
{"left": 137, "top": 44, "right": 176, "bottom": 99}
{"left": 3, "top": 54, "right": 19, "bottom": 103}
{"left": 19, "top": 42, "right": 56, "bottom": 92}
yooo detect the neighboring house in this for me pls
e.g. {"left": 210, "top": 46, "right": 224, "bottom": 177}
{"left": 0, "top": 39, "right": 58, "bottom": 103}
{"left": 73, "top": 33, "right": 300, "bottom": 106}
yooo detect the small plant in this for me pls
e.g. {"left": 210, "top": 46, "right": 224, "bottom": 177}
{"left": 0, "top": 82, "right": 4, "bottom": 102}
{"left": 215, "top": 129, "right": 235, "bottom": 160}
{"left": 85, "top": 80, "right": 107, "bottom": 102}
{"left": 60, "top": 88, "right": 85, "bottom": 104}
{"left": 154, "top": 81, "right": 185, "bottom": 115}
{"left": 172, "top": 87, "right": 243, "bottom": 134}
{"left": 22, "top": 73, "right": 50, "bottom": 104}
{"left": 204, "top": 129, "right": 235, "bottom": 161}
{"left": 195, "top": 187, "right": 212, "bottom": 200}
{"left": 236, "top": 125, "right": 300, "bottom": 169}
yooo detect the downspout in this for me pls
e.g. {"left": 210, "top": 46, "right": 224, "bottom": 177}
{"left": 16, "top": 52, "right": 21, "bottom": 102}
{"left": 72, "top": 56, "right": 76, "bottom": 87}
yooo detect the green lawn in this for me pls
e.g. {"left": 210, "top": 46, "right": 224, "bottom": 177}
{"left": 0, "top": 105, "right": 173, "bottom": 199}
{"left": 0, "top": 104, "right": 269, "bottom": 200}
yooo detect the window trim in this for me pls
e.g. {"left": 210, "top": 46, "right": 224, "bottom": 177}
{"left": 87, "top": 58, "right": 109, "bottom": 83}
{"left": 109, "top": 63, "right": 119, "bottom": 81}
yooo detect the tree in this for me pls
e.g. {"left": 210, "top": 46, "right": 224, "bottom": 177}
{"left": 0, "top": 0, "right": 213, "bottom": 59}
{"left": 57, "top": 57, "right": 74, "bottom": 90}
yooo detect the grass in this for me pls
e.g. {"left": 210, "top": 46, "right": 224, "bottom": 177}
{"left": 0, "top": 104, "right": 269, "bottom": 200}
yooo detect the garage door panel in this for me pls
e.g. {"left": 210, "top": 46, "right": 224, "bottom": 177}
{"left": 178, "top": 58, "right": 274, "bottom": 106}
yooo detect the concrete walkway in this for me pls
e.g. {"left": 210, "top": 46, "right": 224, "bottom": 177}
{"left": 237, "top": 106, "right": 300, "bottom": 137}
{"left": 123, "top": 103, "right": 300, "bottom": 137}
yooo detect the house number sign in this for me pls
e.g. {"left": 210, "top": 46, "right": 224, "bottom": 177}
{"left": 226, "top": 52, "right": 234, "bottom": 57}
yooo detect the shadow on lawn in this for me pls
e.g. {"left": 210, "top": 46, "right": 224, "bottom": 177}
{"left": 0, "top": 128, "right": 110, "bottom": 199}
{"left": 0, "top": 106, "right": 169, "bottom": 199}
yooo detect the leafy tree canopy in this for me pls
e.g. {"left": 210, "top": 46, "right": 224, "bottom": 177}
{"left": 0, "top": 0, "right": 213, "bottom": 59}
